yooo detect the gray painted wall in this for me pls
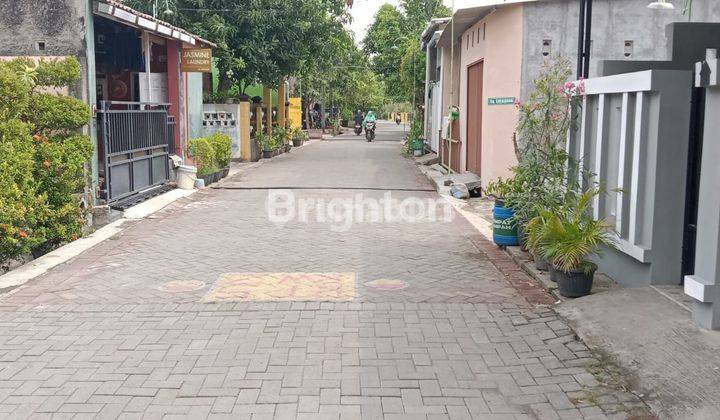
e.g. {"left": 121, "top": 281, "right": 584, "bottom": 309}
{"left": 521, "top": 0, "right": 720, "bottom": 98}
{"left": 0, "top": 0, "right": 87, "bottom": 57}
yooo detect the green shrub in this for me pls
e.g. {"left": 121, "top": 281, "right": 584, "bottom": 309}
{"left": 188, "top": 137, "right": 218, "bottom": 176}
{"left": 0, "top": 65, "right": 30, "bottom": 119}
{"left": 5, "top": 57, "right": 82, "bottom": 88}
{"left": 27, "top": 93, "right": 91, "bottom": 132}
{"left": 208, "top": 133, "right": 232, "bottom": 167}
{"left": 0, "top": 57, "right": 92, "bottom": 263}
{"left": 257, "top": 133, "right": 273, "bottom": 151}
{"left": 0, "top": 121, "right": 47, "bottom": 262}
{"left": 291, "top": 128, "right": 308, "bottom": 142}
{"left": 33, "top": 134, "right": 93, "bottom": 251}
{"left": 272, "top": 127, "right": 290, "bottom": 148}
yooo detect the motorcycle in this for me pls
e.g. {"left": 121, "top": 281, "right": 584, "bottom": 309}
{"left": 365, "top": 121, "right": 376, "bottom": 142}
{"left": 354, "top": 122, "right": 362, "bottom": 136}
{"left": 395, "top": 116, "right": 401, "bottom": 125}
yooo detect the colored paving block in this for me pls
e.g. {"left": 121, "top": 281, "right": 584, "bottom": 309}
{"left": 203, "top": 272, "right": 356, "bottom": 302}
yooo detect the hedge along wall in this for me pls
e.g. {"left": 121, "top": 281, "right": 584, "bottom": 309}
{"left": 0, "top": 57, "right": 93, "bottom": 266}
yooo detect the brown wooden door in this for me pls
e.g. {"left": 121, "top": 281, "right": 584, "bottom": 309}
{"left": 466, "top": 61, "right": 483, "bottom": 175}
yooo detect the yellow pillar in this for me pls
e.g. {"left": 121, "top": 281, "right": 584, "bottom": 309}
{"left": 288, "top": 97, "right": 302, "bottom": 130}
{"left": 263, "top": 85, "right": 272, "bottom": 135}
{"left": 278, "top": 81, "right": 286, "bottom": 129}
{"left": 239, "top": 99, "right": 251, "bottom": 161}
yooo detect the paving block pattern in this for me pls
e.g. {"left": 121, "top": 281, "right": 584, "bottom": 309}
{"left": 0, "top": 123, "right": 652, "bottom": 419}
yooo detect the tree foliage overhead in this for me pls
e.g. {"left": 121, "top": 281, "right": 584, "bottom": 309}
{"left": 126, "top": 0, "right": 349, "bottom": 90}
{"left": 363, "top": 0, "right": 450, "bottom": 103}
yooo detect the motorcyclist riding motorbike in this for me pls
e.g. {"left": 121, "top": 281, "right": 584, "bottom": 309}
{"left": 362, "top": 110, "right": 377, "bottom": 142}
{"left": 354, "top": 110, "right": 364, "bottom": 136}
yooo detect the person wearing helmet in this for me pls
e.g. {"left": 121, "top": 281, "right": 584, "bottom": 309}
{"left": 362, "top": 110, "right": 377, "bottom": 128}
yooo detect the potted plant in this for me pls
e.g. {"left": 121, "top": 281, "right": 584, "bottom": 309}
{"left": 292, "top": 128, "right": 308, "bottom": 147}
{"left": 525, "top": 208, "right": 552, "bottom": 271}
{"left": 258, "top": 133, "right": 274, "bottom": 159}
{"left": 509, "top": 57, "right": 585, "bottom": 256}
{"left": 533, "top": 189, "right": 616, "bottom": 297}
{"left": 484, "top": 178, "right": 520, "bottom": 247}
{"left": 208, "top": 133, "right": 232, "bottom": 178}
{"left": 188, "top": 137, "right": 218, "bottom": 185}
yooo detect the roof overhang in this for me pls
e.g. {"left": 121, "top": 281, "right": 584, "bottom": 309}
{"left": 94, "top": 0, "right": 217, "bottom": 48}
{"left": 436, "top": 0, "right": 537, "bottom": 48}
{"left": 421, "top": 18, "right": 451, "bottom": 51}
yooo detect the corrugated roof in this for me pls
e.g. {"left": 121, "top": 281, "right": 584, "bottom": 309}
{"left": 95, "top": 0, "right": 217, "bottom": 48}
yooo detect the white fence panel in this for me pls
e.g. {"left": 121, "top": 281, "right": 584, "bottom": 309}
{"left": 567, "top": 70, "right": 692, "bottom": 285}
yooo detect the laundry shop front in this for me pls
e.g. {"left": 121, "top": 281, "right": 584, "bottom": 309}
{"left": 92, "top": 0, "right": 214, "bottom": 205}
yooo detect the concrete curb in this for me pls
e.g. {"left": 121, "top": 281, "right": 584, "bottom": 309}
{"left": 0, "top": 219, "right": 127, "bottom": 292}
{"left": 0, "top": 187, "right": 198, "bottom": 293}
{"left": 124, "top": 188, "right": 196, "bottom": 219}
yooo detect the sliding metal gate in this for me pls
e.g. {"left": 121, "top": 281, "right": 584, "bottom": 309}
{"left": 97, "top": 101, "right": 173, "bottom": 202}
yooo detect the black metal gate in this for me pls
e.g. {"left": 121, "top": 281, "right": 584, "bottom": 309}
{"left": 682, "top": 87, "right": 706, "bottom": 279}
{"left": 97, "top": 101, "right": 172, "bottom": 202}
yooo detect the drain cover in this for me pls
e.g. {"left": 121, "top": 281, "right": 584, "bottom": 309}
{"left": 364, "top": 279, "right": 408, "bottom": 290}
{"left": 158, "top": 280, "right": 206, "bottom": 293}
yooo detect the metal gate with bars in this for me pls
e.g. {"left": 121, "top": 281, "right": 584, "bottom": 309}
{"left": 97, "top": 101, "right": 173, "bottom": 203}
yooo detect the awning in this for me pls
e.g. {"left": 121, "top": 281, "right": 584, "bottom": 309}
{"left": 94, "top": 0, "right": 217, "bottom": 48}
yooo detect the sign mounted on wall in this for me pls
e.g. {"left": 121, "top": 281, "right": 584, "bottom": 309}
{"left": 181, "top": 49, "right": 212, "bottom": 72}
{"left": 488, "top": 97, "right": 516, "bottom": 105}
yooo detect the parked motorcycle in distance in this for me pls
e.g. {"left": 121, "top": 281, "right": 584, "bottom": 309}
{"left": 395, "top": 116, "right": 401, "bottom": 125}
{"left": 354, "top": 123, "right": 363, "bottom": 136}
{"left": 365, "top": 121, "right": 376, "bottom": 142}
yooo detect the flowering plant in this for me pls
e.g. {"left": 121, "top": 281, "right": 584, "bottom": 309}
{"left": 505, "top": 56, "right": 586, "bottom": 225}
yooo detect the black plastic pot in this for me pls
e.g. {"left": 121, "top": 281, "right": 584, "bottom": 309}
{"left": 202, "top": 174, "right": 213, "bottom": 186}
{"left": 552, "top": 263, "right": 596, "bottom": 298}
{"left": 534, "top": 255, "right": 551, "bottom": 272}
{"left": 292, "top": 138, "right": 302, "bottom": 147}
{"left": 263, "top": 150, "right": 273, "bottom": 159}
{"left": 517, "top": 223, "right": 528, "bottom": 251}
{"left": 212, "top": 171, "right": 222, "bottom": 183}
{"left": 221, "top": 167, "right": 230, "bottom": 178}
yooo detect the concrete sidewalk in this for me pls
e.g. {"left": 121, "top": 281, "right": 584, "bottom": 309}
{"left": 432, "top": 190, "right": 720, "bottom": 420}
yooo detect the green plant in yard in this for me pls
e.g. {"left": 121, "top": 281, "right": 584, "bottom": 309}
{"left": 484, "top": 177, "right": 521, "bottom": 200}
{"left": 0, "top": 57, "right": 93, "bottom": 261}
{"left": 257, "top": 133, "right": 274, "bottom": 151}
{"left": 208, "top": 133, "right": 232, "bottom": 168}
{"left": 272, "top": 127, "right": 290, "bottom": 148}
{"left": 528, "top": 188, "right": 616, "bottom": 273}
{"left": 188, "top": 137, "right": 218, "bottom": 177}
{"left": 504, "top": 56, "right": 585, "bottom": 227}
{"left": 0, "top": 120, "right": 47, "bottom": 264}
{"left": 292, "top": 128, "right": 309, "bottom": 142}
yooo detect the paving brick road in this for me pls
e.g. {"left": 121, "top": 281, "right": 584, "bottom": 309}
{"left": 0, "top": 121, "right": 650, "bottom": 419}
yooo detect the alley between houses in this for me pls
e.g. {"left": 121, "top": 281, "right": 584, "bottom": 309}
{"left": 0, "top": 122, "right": 648, "bottom": 419}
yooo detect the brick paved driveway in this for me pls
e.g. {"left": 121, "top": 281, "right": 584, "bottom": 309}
{"left": 0, "top": 122, "right": 648, "bottom": 419}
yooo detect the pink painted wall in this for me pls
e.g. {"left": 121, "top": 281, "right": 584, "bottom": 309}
{"left": 457, "top": 5, "right": 523, "bottom": 185}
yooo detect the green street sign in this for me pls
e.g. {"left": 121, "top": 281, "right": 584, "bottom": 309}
{"left": 488, "top": 97, "right": 516, "bottom": 106}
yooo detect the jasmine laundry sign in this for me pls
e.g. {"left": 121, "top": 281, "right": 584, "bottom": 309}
{"left": 488, "top": 97, "right": 516, "bottom": 105}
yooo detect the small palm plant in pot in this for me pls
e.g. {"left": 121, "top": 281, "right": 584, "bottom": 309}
{"left": 525, "top": 207, "right": 553, "bottom": 272}
{"left": 533, "top": 189, "right": 616, "bottom": 297}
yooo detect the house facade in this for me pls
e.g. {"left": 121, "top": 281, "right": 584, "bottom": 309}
{"left": 0, "top": 0, "right": 214, "bottom": 205}
{"left": 421, "top": 1, "right": 720, "bottom": 329}
{"left": 422, "top": 0, "right": 720, "bottom": 183}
